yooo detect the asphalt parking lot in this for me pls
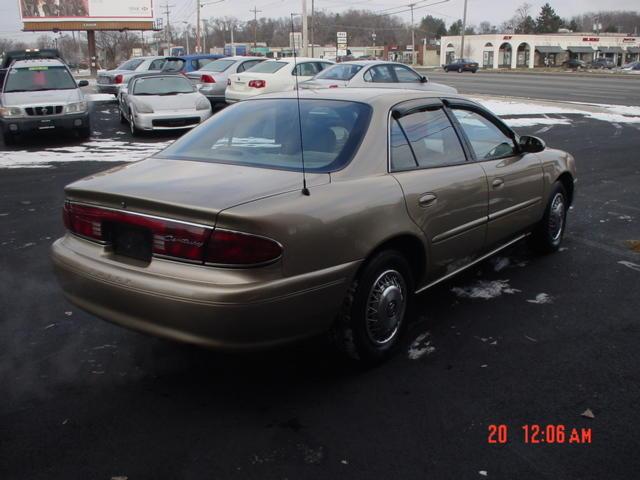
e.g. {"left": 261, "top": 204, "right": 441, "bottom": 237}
{"left": 2, "top": 100, "right": 640, "bottom": 479}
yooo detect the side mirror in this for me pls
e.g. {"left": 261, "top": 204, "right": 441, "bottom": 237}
{"left": 77, "top": 80, "right": 89, "bottom": 87}
{"left": 421, "top": 76, "right": 428, "bottom": 83}
{"left": 519, "top": 135, "right": 546, "bottom": 153}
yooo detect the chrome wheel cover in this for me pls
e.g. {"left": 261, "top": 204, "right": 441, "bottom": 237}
{"left": 548, "top": 193, "right": 565, "bottom": 242}
{"left": 365, "top": 269, "right": 407, "bottom": 345}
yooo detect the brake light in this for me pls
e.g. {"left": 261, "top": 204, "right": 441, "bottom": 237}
{"left": 248, "top": 79, "right": 266, "bottom": 88}
{"left": 201, "top": 74, "right": 215, "bottom": 83}
{"left": 114, "top": 74, "right": 123, "bottom": 84}
{"left": 63, "top": 202, "right": 210, "bottom": 262}
{"left": 204, "top": 229, "right": 282, "bottom": 266}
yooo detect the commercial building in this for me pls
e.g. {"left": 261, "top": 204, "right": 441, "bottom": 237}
{"left": 440, "top": 33, "right": 640, "bottom": 68}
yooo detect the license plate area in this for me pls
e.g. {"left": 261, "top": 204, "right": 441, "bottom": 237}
{"left": 111, "top": 223, "right": 152, "bottom": 262}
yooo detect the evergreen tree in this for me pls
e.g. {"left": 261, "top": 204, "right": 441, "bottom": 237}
{"left": 535, "top": 3, "right": 563, "bottom": 33}
{"left": 448, "top": 19, "right": 463, "bottom": 35}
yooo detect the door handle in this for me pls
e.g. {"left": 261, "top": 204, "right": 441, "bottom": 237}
{"left": 418, "top": 193, "right": 438, "bottom": 207}
{"left": 492, "top": 178, "right": 504, "bottom": 189}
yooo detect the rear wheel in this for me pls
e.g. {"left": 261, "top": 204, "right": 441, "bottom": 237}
{"left": 331, "top": 250, "right": 413, "bottom": 365}
{"left": 530, "top": 181, "right": 568, "bottom": 253}
{"left": 457, "top": 67, "right": 463, "bottom": 73}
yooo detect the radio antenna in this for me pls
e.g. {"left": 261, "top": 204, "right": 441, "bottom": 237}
{"left": 290, "top": 13, "right": 310, "bottom": 196}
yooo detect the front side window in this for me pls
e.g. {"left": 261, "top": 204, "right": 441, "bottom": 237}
{"left": 157, "top": 99, "right": 372, "bottom": 173}
{"left": 4, "top": 66, "right": 76, "bottom": 92}
{"left": 316, "top": 64, "right": 363, "bottom": 80}
{"left": 452, "top": 109, "right": 516, "bottom": 160}
{"left": 392, "top": 65, "right": 421, "bottom": 83}
{"left": 148, "top": 59, "right": 166, "bottom": 70}
{"left": 395, "top": 108, "right": 466, "bottom": 168}
{"left": 132, "top": 76, "right": 194, "bottom": 95}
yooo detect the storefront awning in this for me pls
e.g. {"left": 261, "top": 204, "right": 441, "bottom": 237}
{"left": 567, "top": 46, "right": 595, "bottom": 53}
{"left": 599, "top": 47, "right": 624, "bottom": 54}
{"left": 627, "top": 47, "right": 640, "bottom": 54}
{"left": 536, "top": 46, "right": 564, "bottom": 53}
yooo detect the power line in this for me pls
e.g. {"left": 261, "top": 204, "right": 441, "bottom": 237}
{"left": 250, "top": 6, "right": 263, "bottom": 48}
{"left": 160, "top": 2, "right": 176, "bottom": 46}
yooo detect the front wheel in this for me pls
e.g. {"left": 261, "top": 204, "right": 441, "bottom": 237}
{"left": 2, "top": 131, "right": 16, "bottom": 146}
{"left": 529, "top": 181, "right": 568, "bottom": 253}
{"left": 129, "top": 115, "right": 140, "bottom": 137}
{"left": 457, "top": 67, "right": 463, "bottom": 73}
{"left": 331, "top": 250, "right": 413, "bottom": 365}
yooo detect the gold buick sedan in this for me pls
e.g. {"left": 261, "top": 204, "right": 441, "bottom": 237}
{"left": 52, "top": 88, "right": 576, "bottom": 363}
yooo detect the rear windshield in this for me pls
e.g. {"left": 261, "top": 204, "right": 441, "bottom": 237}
{"left": 316, "top": 64, "right": 363, "bottom": 80}
{"left": 247, "top": 61, "right": 287, "bottom": 74}
{"left": 157, "top": 99, "right": 372, "bottom": 172}
{"left": 132, "top": 76, "right": 194, "bottom": 95}
{"left": 118, "top": 59, "right": 144, "bottom": 71}
{"left": 4, "top": 66, "right": 76, "bottom": 92}
{"left": 200, "top": 59, "right": 236, "bottom": 72}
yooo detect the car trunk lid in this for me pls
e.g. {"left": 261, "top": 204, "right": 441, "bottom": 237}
{"left": 64, "top": 157, "right": 330, "bottom": 226}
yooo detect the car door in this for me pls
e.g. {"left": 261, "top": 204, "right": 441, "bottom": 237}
{"left": 447, "top": 100, "right": 544, "bottom": 247}
{"left": 389, "top": 99, "right": 489, "bottom": 278}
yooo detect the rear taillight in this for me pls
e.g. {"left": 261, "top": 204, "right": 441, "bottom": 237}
{"left": 201, "top": 74, "right": 215, "bottom": 83}
{"left": 248, "top": 79, "right": 266, "bottom": 88}
{"left": 204, "top": 230, "right": 282, "bottom": 266}
{"left": 114, "top": 74, "right": 123, "bottom": 84}
{"left": 63, "top": 202, "right": 282, "bottom": 266}
{"left": 63, "top": 202, "right": 210, "bottom": 262}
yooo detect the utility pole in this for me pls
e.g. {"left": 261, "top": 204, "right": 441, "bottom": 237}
{"left": 183, "top": 21, "right": 190, "bottom": 54}
{"left": 302, "top": 0, "right": 308, "bottom": 56}
{"left": 196, "top": 0, "right": 201, "bottom": 53}
{"left": 310, "top": 0, "right": 315, "bottom": 57}
{"left": 250, "top": 6, "right": 262, "bottom": 49}
{"left": 161, "top": 2, "right": 174, "bottom": 52}
{"left": 460, "top": 0, "right": 468, "bottom": 59}
{"left": 410, "top": 3, "right": 416, "bottom": 65}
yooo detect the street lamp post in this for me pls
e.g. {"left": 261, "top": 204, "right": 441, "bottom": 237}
{"left": 182, "top": 21, "right": 190, "bottom": 54}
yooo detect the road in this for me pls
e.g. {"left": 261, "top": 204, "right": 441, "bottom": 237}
{"left": 421, "top": 71, "right": 640, "bottom": 106}
{"left": 2, "top": 105, "right": 640, "bottom": 479}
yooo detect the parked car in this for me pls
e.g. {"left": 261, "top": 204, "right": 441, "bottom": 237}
{"left": 0, "top": 48, "right": 64, "bottom": 87}
{"left": 443, "top": 58, "right": 479, "bottom": 72}
{"left": 562, "top": 58, "right": 587, "bottom": 70}
{"left": 172, "top": 54, "right": 226, "bottom": 73}
{"left": 621, "top": 61, "right": 640, "bottom": 72}
{"left": 0, "top": 58, "right": 90, "bottom": 144}
{"left": 118, "top": 73, "right": 212, "bottom": 136}
{"left": 590, "top": 57, "right": 616, "bottom": 69}
{"left": 186, "top": 56, "right": 266, "bottom": 105}
{"left": 52, "top": 88, "right": 576, "bottom": 363}
{"left": 225, "top": 57, "right": 334, "bottom": 103}
{"left": 300, "top": 60, "right": 457, "bottom": 94}
{"left": 97, "top": 56, "right": 175, "bottom": 94}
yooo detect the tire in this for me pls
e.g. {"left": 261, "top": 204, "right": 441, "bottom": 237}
{"left": 119, "top": 109, "right": 127, "bottom": 124}
{"left": 2, "top": 131, "right": 16, "bottom": 146}
{"left": 331, "top": 250, "right": 413, "bottom": 365}
{"left": 457, "top": 67, "right": 463, "bottom": 73}
{"left": 444, "top": 67, "right": 449, "bottom": 72}
{"left": 77, "top": 126, "right": 91, "bottom": 139}
{"left": 529, "top": 181, "right": 568, "bottom": 254}
{"left": 129, "top": 115, "right": 140, "bottom": 137}
{"left": 472, "top": 69, "right": 477, "bottom": 73}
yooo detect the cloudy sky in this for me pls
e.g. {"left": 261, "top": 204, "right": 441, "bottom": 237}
{"left": 1, "top": 0, "right": 638, "bottom": 41}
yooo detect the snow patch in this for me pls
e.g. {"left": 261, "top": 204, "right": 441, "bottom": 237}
{"left": 526, "top": 293, "right": 553, "bottom": 304}
{"left": 87, "top": 93, "right": 116, "bottom": 102}
{"left": 408, "top": 332, "right": 436, "bottom": 360}
{"left": 451, "top": 279, "right": 520, "bottom": 300}
{"left": 618, "top": 261, "right": 640, "bottom": 272}
{"left": 503, "top": 117, "right": 572, "bottom": 127}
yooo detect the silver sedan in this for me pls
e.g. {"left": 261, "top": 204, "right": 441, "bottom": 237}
{"left": 118, "top": 74, "right": 212, "bottom": 136}
{"left": 300, "top": 60, "right": 457, "bottom": 94}
{"left": 186, "top": 56, "right": 266, "bottom": 105}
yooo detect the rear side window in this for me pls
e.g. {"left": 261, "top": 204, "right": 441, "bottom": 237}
{"left": 316, "top": 64, "right": 362, "bottom": 80}
{"left": 157, "top": 99, "right": 372, "bottom": 173}
{"left": 293, "top": 62, "right": 318, "bottom": 76}
{"left": 237, "top": 60, "right": 262, "bottom": 72}
{"left": 118, "top": 59, "right": 144, "bottom": 70}
{"left": 364, "top": 65, "right": 394, "bottom": 83}
{"left": 452, "top": 109, "right": 516, "bottom": 160}
{"left": 196, "top": 58, "right": 214, "bottom": 69}
{"left": 248, "top": 61, "right": 287, "bottom": 74}
{"left": 392, "top": 109, "right": 466, "bottom": 169}
{"left": 149, "top": 59, "right": 166, "bottom": 70}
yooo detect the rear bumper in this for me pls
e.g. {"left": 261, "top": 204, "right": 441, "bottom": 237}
{"left": 1, "top": 112, "right": 90, "bottom": 134}
{"left": 51, "top": 234, "right": 358, "bottom": 349}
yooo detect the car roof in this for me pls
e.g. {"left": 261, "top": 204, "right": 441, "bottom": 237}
{"left": 10, "top": 58, "right": 66, "bottom": 68}
{"left": 268, "top": 57, "right": 332, "bottom": 63}
{"left": 179, "top": 54, "right": 225, "bottom": 59}
{"left": 339, "top": 60, "right": 397, "bottom": 66}
{"left": 255, "top": 87, "right": 468, "bottom": 110}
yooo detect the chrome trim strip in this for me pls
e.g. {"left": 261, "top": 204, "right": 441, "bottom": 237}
{"left": 414, "top": 233, "right": 530, "bottom": 294}
{"left": 488, "top": 197, "right": 541, "bottom": 221}
{"left": 432, "top": 216, "right": 487, "bottom": 244}
{"left": 68, "top": 201, "right": 214, "bottom": 229}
